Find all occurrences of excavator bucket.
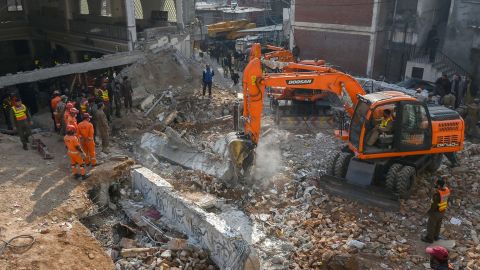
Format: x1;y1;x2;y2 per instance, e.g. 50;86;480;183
225;132;256;182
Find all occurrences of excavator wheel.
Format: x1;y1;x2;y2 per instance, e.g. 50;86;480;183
334;152;353;178
396;166;416;199
325;151;341;176
427;154;443;172
385;163;403;192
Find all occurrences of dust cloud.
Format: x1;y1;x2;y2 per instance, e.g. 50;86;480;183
252;130;284;182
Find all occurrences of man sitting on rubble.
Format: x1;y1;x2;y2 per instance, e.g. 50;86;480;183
367;109;395;147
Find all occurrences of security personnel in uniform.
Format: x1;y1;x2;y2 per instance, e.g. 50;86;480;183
10;98;32;150
64;125;89;180
422;176;451;243
78;113;96;167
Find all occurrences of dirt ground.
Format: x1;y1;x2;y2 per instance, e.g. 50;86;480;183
0;131;132;270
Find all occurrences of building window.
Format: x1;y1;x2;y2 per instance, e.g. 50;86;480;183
133;0;143;19
7;0;23;11
80;0;89;14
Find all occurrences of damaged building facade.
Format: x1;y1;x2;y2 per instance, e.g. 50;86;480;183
0;0;196;76
289;0;452;81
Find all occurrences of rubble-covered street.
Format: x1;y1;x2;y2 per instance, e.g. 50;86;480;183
2;1;480;269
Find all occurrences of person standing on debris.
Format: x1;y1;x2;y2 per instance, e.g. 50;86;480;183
231;70;240;86
426;246;454;270
1;91;14;130
415;88;428;103
202;64;215;97
292;45;300;62
50;90;62;132
55;95;67;134
223;57;230;78
95;78;111;122
94;102;110;153
64;125;89;180
435;74;451;97
112;80;122;117
466;98;480;142
451;74;462;108
78;113;96;167
422;176;450;243
121;76;134;114
10;98;32;150
441;92;456;109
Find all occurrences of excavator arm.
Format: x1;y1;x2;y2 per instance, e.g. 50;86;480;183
242;59;366;144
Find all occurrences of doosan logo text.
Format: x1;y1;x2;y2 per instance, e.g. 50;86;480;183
287;79;313;85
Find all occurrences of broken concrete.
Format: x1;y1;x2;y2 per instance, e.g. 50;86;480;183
139;129;232;181
131;167;260;270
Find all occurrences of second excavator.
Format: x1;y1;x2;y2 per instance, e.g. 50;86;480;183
228;56;464;201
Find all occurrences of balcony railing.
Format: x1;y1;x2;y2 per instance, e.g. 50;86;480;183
69;20;129;41
407;46;470;77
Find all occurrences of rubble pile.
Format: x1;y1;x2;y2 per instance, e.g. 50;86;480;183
82;182;218;270
120;49;201;96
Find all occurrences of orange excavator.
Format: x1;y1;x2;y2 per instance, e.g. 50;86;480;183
228;56;465;202
247;43;330;125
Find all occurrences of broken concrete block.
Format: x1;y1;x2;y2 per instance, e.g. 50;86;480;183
140;94;155;111
139;132;232;181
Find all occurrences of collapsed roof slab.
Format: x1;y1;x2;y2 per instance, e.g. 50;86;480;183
0;51;146;88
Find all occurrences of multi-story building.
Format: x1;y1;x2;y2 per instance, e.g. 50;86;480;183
0;0;195;76
289;0;450;81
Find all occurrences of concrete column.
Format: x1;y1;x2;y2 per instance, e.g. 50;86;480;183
176;0;184;29
366;1;381;77
69;50;78;63
64;0;73;31
289;0;295;50
28;39;36;58
124;0;137;51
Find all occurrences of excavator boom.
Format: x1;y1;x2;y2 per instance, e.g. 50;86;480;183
242;59;365;144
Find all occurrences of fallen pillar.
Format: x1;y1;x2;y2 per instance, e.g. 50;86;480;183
131;167;260;270
139;129;232;181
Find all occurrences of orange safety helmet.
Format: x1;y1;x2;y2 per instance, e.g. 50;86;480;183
66;125;77;132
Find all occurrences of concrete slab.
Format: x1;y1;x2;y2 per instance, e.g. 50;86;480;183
131;167;260;270
139;130;232;180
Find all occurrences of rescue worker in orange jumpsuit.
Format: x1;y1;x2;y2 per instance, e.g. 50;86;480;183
66;108;79;136
78;113;96;167
51;90;61;132
60;102;74;135
422;176;451;243
10;98;32;150
64;125;89;180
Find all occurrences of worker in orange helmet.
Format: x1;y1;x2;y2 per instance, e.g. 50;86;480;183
60;102;74;135
64;125;89;180
67;107;79;136
78;113;96;167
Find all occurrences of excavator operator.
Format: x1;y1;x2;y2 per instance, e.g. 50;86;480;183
367;109;395;147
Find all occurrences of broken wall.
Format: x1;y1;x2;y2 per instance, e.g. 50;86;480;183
131;167;259;270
